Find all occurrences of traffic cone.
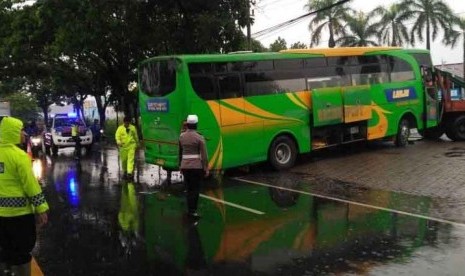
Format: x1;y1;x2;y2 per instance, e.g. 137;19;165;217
27;140;33;160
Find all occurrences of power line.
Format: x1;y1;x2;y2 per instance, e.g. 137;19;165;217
252;0;351;38
256;0;289;9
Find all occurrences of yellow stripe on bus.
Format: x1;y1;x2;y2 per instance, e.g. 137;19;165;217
32;257;44;276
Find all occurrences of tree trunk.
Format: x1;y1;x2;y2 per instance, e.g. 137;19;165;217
328;21;335;48
41;106;49;127
95;95;107;128
426;16;431;50
391;21;397;46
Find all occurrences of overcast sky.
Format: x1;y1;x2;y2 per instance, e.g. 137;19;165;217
251;0;465;65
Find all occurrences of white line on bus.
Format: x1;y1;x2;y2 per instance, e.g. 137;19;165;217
234;177;465;228
200;194;265;215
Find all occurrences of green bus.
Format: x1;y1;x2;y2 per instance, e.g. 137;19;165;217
138;47;438;171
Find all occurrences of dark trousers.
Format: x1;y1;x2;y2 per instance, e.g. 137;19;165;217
182;169;203;213
74;136;81;157
0;214;36;265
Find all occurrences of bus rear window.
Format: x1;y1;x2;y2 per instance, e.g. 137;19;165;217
140;60;176;97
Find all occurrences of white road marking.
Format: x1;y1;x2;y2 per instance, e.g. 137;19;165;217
234;177;465;228
200;194;265;215
139;191;158;194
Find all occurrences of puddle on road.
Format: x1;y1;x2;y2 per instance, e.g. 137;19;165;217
444;147;465;158
36;153;465;275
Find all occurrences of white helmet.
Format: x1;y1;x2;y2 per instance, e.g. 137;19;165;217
186;114;198;124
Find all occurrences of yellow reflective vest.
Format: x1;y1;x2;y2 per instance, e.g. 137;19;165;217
115;124;139;148
71;123;78;137
0;117;49;217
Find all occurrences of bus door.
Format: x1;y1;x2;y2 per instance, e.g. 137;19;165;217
421;66;439;128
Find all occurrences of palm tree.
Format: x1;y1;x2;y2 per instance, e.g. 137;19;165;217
306;0;352;48
403;0;458;50
443;17;465;79
335;12;379;47
371;3;411;46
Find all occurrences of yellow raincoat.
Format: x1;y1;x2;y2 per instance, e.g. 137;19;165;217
0;117;49;217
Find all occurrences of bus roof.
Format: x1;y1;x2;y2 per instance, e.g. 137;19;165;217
140;47;429;64
281;47;403;56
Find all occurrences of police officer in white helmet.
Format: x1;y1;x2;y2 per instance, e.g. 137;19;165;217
178;114;209;219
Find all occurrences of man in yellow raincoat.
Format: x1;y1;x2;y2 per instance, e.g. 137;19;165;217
115;117;139;180
0;116;49;276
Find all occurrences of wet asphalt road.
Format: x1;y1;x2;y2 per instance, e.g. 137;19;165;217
33;141;465;275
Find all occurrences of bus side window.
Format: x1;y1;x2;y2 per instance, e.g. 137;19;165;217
190;75;217;100
388;57;415;82
218;74;242;99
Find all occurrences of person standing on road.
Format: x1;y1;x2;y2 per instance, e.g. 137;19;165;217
90;119;101;143
179;115;209;218
71;119;81;159
115;117;139;180
0;116;49;276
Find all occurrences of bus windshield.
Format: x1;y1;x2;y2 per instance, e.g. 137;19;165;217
139;59;177;97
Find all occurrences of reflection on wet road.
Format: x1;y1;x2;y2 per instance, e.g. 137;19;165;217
35;148;465;275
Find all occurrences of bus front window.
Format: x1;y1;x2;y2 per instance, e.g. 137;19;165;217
140;60;177;97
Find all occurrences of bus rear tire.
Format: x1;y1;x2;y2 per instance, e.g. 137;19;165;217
268;136;297;170
395;118;410;147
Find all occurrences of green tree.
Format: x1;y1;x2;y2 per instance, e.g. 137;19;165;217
0;2;67;121
443;17;465;79
336;12;379;47
1;0;252;127
3;91;40;122
371;3;411;46
269;37;287;52
403;0;458;50
239;37;268;52
305;0;352;48
290;42;308;49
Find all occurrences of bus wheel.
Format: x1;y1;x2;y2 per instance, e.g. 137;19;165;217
395;118;410;147
268;136;297;170
448;115;465;141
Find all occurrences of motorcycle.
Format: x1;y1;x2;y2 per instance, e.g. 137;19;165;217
29;135;42;158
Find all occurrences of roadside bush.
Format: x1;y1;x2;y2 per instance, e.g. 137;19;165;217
103;119;118;144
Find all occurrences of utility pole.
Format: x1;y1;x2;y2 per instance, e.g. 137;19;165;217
246;1;255;50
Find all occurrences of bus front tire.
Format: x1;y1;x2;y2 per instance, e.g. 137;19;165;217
268;136;297;170
395;118;410;147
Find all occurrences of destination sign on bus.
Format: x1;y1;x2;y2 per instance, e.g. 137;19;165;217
146;99;169;112
385;88;417;102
